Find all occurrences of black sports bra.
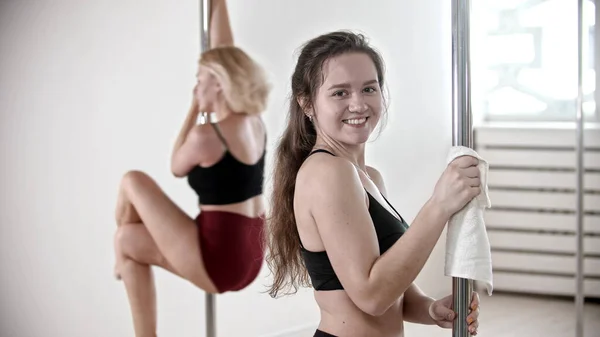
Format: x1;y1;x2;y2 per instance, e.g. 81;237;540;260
186;123;266;206
299;149;409;291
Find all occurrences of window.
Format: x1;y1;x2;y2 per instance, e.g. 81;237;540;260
471;0;598;122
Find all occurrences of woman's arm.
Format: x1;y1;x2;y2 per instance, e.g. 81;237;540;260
402;283;436;324
366;166;437;324
304;158;449;317
209;0;234;48
171;95;201;177
306;155;478;317
170;0;233;177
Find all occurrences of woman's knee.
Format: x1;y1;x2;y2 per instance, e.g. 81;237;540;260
120;170;153;192
115;224;164;265
114;225;134;259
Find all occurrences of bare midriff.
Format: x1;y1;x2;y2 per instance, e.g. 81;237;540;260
199;194;265;219
315;290;405;337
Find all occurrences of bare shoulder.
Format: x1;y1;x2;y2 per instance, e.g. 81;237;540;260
366;165;387;196
366;166;384;184
214;115;265;145
297;152;362;196
187;124;218;144
187;124;225;164
247;115;267;145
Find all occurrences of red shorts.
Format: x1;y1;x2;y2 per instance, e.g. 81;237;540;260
195;210;265;293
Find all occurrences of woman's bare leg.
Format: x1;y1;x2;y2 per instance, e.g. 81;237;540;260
113;170;218;336
115;223;182;337
210;0;234;48
116;184;141;226
119;251;157;337
114;170;217;290
114;183;142;279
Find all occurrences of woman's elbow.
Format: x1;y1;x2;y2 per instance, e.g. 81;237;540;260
171;170;185;178
170;153;191;178
170;162;187;178
355;299;389;317
352;289;394;317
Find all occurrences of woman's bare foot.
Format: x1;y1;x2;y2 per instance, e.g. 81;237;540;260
114;229;124;280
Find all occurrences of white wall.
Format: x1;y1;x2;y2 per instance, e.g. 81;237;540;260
0;1;453;336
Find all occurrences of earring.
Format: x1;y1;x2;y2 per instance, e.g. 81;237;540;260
307;114;313;122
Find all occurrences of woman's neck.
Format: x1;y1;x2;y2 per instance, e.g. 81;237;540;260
313;141;367;171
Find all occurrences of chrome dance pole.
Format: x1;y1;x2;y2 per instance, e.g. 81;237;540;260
575;0;585;336
205;291;216;337
451;0;473;336
596;0;600;122
200;0;211;52
199;1;216;336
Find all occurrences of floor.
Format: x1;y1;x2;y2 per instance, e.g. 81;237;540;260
289;293;600;337
404;292;600;337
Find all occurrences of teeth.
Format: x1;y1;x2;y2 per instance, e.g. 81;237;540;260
344;117;367;125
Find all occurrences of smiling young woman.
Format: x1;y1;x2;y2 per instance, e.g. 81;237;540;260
265;31;481;337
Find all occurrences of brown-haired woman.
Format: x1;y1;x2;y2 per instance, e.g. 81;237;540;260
112;0;270;335
266;31;480;337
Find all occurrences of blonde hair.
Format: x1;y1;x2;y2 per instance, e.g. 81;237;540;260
199;46;270;115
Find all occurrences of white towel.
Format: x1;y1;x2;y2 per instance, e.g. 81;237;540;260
444;146;494;295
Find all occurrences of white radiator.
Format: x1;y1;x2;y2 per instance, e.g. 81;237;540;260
474;123;600;298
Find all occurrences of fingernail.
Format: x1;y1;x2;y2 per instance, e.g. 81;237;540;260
467;317;473;324
448;313;454;320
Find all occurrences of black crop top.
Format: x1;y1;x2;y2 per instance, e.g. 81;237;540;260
186;123;266;205
299;149;409;291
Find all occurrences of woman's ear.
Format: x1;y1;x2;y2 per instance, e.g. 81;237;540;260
296;95;312;114
205;69;222;93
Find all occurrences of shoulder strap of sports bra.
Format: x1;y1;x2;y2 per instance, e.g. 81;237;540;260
211;123;229;149
308;149;335;157
211;118;269;154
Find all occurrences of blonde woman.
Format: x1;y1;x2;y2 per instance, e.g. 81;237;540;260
113;0;270;335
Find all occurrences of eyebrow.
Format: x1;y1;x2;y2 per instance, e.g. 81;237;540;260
327;79;379;90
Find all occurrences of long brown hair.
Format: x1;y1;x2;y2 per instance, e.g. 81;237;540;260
266;31;387;298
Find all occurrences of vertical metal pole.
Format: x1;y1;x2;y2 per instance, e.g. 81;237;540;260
200;0;211;52
596;0;600;121
199;1;215;337
451;0;473;336
205;292;216;337
575;0;585;336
